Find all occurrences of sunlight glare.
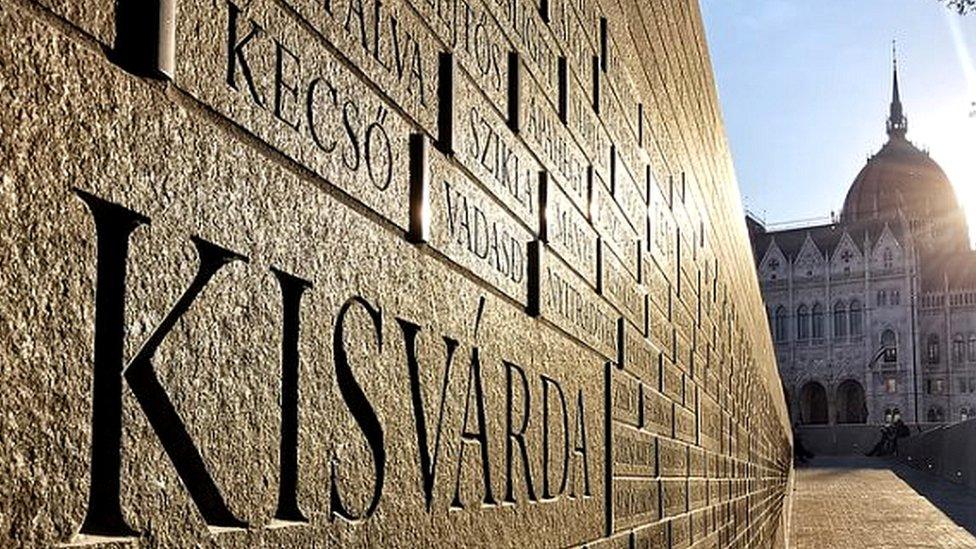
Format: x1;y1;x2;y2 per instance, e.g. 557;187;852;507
934;12;976;246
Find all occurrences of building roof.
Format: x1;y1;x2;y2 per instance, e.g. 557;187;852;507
840;136;959;226
749;56;973;283
749;218;905;262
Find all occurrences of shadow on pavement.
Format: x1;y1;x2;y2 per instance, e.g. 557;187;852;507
887;459;976;537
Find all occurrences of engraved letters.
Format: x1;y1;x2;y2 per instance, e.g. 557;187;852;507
74;190;248;536
443;179;525;285
73;192;595;537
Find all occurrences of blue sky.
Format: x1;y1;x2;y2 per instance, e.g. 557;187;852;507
701;0;976;235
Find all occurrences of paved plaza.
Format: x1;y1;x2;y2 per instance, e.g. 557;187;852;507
792;456;976;548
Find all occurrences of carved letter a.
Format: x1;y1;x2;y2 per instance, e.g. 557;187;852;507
74;189;248;537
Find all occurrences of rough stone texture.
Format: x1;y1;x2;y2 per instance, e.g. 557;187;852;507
454;70;540;228
175;0;414;230
426;146;534;304
0;0;791;546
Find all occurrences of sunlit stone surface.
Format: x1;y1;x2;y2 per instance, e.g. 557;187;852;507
0;0;791;545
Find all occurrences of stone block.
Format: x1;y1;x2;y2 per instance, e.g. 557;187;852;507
658;437;689;478
406;0;511;114
425;147;533;303
542;174;599;287
566;73;611;182
621;319;658;388
612;424;655;478
612;478;659;531
281;0;441;133
533;248;617;359
591;173;639;278
520;66;589;215
632;520;668;548
642;387;673;437
599;242;645;332
455;69;540;227
174;0;412;230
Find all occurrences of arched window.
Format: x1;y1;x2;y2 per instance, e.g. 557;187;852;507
968;334;976;362
796;304;809;340
774;306;788;342
836;380;867;423
833;301;847;338
928;334;940;364
800;382;829;424
849;300;863;336
876;290;886;306
881;329;897;363
954;334;965;363
811;303;824;339
883;247;893;270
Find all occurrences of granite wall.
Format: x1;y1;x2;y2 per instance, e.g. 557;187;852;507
0;0;792;545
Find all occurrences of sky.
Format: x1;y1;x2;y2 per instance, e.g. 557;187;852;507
700;0;976;238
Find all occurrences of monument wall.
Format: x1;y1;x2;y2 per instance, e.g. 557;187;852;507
0;0;792;546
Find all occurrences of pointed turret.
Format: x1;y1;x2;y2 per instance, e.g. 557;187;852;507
887;42;908;139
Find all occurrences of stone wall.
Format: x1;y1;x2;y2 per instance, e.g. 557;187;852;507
795;425;878;456
0;0;792;546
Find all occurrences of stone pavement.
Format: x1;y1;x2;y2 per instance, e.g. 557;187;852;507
791;456;976;548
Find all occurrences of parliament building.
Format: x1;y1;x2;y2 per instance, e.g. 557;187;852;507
748;62;976;426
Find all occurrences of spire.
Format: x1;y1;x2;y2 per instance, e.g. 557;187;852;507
887;40;908;139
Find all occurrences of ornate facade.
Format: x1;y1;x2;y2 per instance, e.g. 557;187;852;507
749;61;976;425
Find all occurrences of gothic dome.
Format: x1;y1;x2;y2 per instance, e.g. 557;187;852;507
840;60;962;225
840;135;959;223
839;60;969;253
